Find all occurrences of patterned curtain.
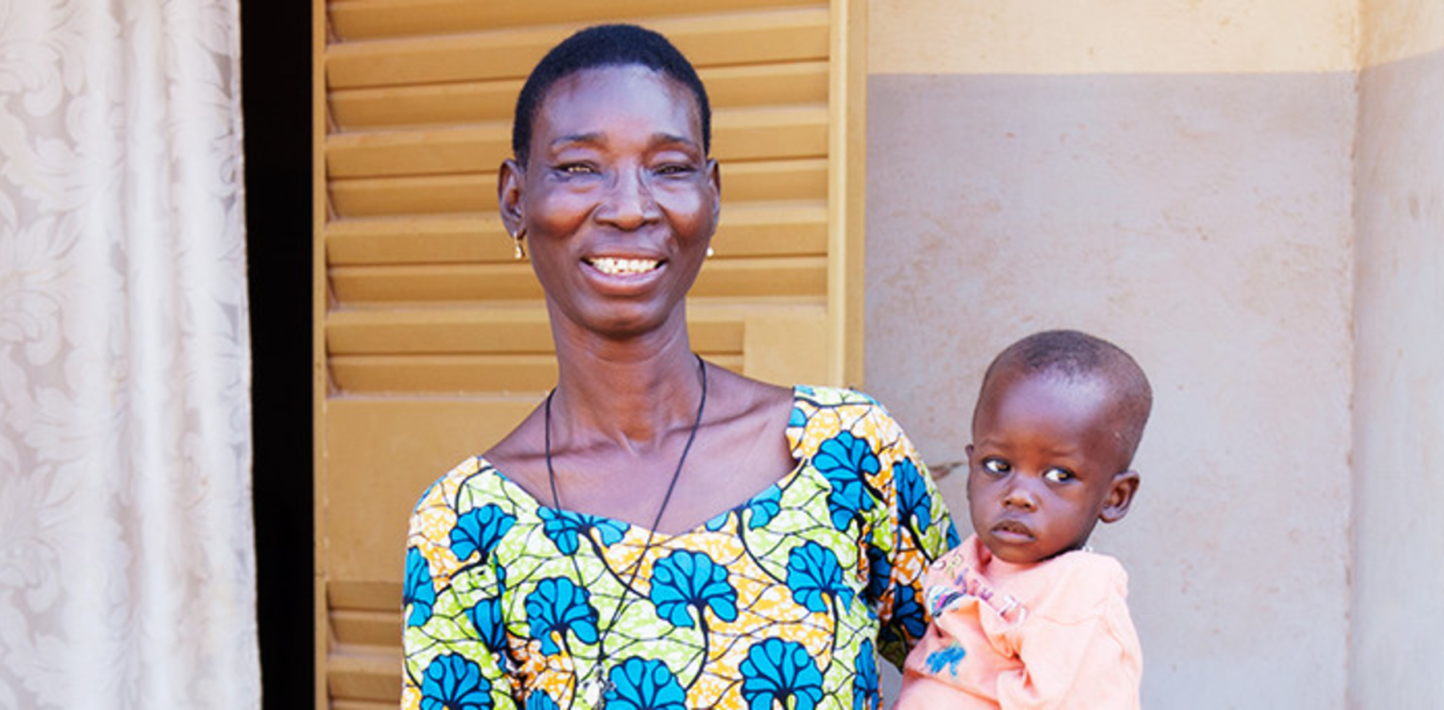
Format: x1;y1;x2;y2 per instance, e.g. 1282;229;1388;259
0;1;258;707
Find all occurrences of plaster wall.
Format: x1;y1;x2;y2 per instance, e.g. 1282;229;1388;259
1351;2;1444;705
1360;0;1444;64
864;2;1358;707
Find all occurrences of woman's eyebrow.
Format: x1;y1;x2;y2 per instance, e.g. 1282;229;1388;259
550;132;604;149
549;132;699;150
651;132;698;147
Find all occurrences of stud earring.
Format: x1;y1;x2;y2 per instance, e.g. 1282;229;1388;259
512;227;527;260
705;246;715;258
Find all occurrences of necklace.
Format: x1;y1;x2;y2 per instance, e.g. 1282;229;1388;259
543;353;708;707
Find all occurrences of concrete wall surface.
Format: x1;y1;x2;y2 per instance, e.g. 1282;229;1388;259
1351;1;1444;706
863;1;1373;707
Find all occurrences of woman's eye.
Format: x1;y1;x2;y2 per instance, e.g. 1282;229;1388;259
654;163;694;176
1044;467;1075;483
982;458;1010;475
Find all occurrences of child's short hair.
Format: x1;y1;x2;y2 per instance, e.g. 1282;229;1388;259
979;329;1153;463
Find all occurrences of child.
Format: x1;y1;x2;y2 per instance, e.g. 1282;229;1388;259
895;330;1151;709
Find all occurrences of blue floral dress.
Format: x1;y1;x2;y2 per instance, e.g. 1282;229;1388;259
403;386;958;710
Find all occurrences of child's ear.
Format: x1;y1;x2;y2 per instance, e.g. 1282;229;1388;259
1099;470;1140;524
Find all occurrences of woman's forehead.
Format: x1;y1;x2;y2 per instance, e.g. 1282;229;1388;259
532;65;703;146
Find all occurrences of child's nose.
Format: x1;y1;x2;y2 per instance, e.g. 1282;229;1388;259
1002;483;1038;510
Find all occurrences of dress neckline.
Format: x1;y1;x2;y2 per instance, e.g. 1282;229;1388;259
476;385;815;539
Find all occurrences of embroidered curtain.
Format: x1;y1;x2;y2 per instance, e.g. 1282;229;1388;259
0;1;259;707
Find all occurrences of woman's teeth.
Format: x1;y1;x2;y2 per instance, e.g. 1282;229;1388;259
590;257;659;276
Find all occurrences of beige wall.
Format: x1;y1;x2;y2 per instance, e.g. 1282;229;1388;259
869;0;1356;74
1352;1;1444;707
861;1;1439;707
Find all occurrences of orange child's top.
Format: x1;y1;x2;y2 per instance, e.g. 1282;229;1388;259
894;534;1142;710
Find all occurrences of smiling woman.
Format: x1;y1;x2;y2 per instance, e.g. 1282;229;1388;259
499;62;719;343
400;25;958;710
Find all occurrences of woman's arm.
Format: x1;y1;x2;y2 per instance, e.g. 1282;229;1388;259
402;461;519;710
862;403;960;668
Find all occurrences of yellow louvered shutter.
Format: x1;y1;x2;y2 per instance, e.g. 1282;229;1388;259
312;1;866;706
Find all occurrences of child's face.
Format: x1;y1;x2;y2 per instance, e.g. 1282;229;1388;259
967;369;1139;564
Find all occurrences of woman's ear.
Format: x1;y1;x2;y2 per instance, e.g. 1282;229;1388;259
498;158;525;235
707;158;721;222
1099;469;1140;524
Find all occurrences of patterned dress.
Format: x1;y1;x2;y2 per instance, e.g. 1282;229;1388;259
402;386;958;710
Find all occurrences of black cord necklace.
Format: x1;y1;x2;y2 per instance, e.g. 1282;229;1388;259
543;353;708;707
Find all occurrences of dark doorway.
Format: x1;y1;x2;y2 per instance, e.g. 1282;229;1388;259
241;2;314;707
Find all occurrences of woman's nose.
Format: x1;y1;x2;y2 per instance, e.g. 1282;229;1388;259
597;167;660;229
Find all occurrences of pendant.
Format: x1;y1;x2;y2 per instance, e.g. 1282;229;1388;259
580;675;611;707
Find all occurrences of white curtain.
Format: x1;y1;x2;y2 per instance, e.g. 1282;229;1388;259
0;0;259;707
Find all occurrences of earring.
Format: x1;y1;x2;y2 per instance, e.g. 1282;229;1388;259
512;227;527;260
705;246;715;258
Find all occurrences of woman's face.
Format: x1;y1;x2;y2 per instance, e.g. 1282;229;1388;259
501;65;719;341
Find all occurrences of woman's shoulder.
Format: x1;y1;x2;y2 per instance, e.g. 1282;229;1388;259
410;455;510;515
791;384;887;408
787;385;908;446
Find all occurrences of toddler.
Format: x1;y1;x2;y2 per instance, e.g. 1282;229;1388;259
896;330;1151;709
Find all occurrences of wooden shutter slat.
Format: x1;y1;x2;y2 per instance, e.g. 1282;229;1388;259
326;8;830;89
330;174;492;216
333;700;398;710
703;60;830;109
331;78;523;129
330;262;543;302
330;608;401;646
326;124;504;179
327;647;400;701
328;0;817;40
326;214;504;265
712;105;828;161
328;581;402;611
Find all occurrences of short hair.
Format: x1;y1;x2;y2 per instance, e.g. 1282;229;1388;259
511;24;712;166
979;329;1154;462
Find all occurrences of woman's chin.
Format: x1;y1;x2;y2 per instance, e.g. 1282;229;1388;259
560;303;686;343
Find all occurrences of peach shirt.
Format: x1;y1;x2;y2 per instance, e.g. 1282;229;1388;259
894;534;1141;709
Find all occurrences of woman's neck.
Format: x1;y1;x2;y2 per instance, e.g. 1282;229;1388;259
549;328;705;450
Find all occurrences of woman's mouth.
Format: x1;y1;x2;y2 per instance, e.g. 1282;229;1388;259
587;257;661;276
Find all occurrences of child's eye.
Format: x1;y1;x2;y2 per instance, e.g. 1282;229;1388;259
1043;467;1075;483
982;458;1010;475
557;163;597;175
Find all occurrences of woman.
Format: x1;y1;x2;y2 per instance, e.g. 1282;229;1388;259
402;24;956;710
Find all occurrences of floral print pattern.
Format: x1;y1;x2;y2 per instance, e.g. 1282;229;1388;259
403;386;956;709
604;658;687;710
741;638;825;710
422;654;492;710
649;550;738;627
